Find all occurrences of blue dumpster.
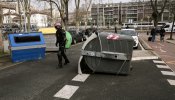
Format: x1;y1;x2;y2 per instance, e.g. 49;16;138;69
8;32;46;62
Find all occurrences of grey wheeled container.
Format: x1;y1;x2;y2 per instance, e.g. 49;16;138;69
78;32;134;75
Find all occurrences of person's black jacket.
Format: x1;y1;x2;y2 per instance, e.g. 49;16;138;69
151;28;156;36
160;28;165;36
55;28;66;47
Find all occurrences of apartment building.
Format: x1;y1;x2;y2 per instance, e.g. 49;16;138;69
91;1;174;26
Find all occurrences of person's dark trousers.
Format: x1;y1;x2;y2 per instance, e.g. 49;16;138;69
57;45;69;68
152;35;155;42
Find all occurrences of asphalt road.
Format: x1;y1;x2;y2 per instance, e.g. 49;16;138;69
0;43;175;100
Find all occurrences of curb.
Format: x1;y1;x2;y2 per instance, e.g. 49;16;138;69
166;40;175;45
139;36;160;59
139;37;152;50
0;54;10;58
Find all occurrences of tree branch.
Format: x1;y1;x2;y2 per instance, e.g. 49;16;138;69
160;0;168;14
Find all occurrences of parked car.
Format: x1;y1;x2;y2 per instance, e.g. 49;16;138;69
85;28;96;37
119;29;139;49
68;30;84;44
79;29;88;41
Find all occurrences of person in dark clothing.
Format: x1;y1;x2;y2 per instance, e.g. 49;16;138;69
55;22;69;68
151;27;156;42
115;26;117;33
160;28;165;42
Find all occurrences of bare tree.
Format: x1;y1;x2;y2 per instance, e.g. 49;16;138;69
0;5;3;52
63;0;69;22
20;0;31;32
55;0;70;30
84;0;92;29
39;0;69;29
150;0;168;27
17;0;22;32
168;0;175;40
75;0;80;33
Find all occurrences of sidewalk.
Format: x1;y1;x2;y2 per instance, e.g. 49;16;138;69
139;33;175;71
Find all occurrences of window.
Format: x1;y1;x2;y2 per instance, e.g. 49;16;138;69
164;25;170;28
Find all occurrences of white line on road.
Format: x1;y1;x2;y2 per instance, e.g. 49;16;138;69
0;62;23;71
72;74;90;82
167;79;175;86
156;65;171;69
161;71;175;76
54;85;79;99
153;60;165;64
158;43;165;46
160;48;167;53
132;56;159;61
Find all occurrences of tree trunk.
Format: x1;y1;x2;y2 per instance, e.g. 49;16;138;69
76;10;79;33
0;6;3;53
154;17;158;27
17;0;22;32
170;16;175;40
85;12;88;29
27;14;30;32
75;0;80;33
65;2;68;30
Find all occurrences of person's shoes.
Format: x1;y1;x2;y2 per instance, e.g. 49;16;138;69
56;64;63;69
64;60;70;65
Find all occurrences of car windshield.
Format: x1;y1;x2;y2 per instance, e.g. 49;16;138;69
119;30;137;36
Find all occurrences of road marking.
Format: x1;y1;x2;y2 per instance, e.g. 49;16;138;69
132;56;159;61
158;43;164;46
54;85;79;99
156;65;171;69
160;48;167;53
153;60;165;64
167;79;175;86
139;42;144;50
161;71;175;76
0;62;23;71
72;74;90;82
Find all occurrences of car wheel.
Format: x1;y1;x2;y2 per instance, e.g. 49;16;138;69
134;46;138;49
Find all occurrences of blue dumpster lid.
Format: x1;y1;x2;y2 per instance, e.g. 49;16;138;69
8;32;45;47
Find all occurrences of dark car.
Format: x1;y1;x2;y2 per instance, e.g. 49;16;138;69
79;29;87;41
68;30;84;44
85;28;95;37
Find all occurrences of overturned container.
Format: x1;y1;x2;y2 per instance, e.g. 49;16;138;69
78;32;134;75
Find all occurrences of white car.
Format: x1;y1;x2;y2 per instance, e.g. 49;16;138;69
119;29;139;49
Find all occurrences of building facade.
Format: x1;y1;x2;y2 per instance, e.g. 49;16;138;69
91;1;174;26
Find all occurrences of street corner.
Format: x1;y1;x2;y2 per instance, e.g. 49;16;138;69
139;36;153;50
166;39;175;45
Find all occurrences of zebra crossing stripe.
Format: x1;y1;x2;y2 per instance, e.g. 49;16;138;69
161;71;175;76
156;65;171;69
132;56;158;61
54;85;79;99
153;60;165;64
167;79;175;86
72;74;90;82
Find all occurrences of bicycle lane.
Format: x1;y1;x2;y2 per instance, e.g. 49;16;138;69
140;33;175;71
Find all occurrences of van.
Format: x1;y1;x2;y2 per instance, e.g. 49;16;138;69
163;22;175;32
